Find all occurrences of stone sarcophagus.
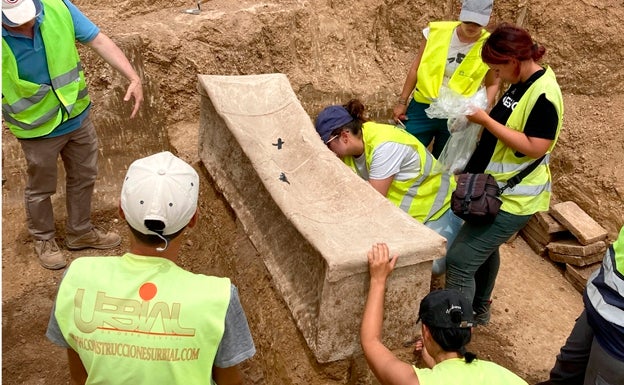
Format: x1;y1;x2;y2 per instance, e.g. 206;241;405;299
197;73;445;362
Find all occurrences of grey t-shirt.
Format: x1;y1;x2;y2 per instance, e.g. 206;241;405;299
46;284;255;368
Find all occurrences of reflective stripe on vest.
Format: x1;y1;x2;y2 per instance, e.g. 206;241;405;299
54;254;231;384
343;122;454;222
1;0;90;138
413;21;490;104
485;66;563;215
586;226;624;327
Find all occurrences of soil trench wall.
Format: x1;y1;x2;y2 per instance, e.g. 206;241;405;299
1;35;168;212
71;0;623;234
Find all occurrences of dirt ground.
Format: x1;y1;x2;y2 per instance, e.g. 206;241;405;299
3;0;624;384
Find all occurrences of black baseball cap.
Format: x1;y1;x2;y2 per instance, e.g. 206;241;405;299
418;289;475;328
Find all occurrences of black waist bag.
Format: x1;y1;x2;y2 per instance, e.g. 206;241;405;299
451;173;502;224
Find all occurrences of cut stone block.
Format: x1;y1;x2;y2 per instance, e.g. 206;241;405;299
547;239;607;257
524;218;553;245
550;201;608;245
533;211;567;234
565;263;601;294
197;73;445;363
505;231;519;244
520;228;547;257
549;250;604;267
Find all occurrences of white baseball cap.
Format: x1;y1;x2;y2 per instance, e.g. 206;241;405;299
459;0;493;27
121;151;199;236
2;0;42;27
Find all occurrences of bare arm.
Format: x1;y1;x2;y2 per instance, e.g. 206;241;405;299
85;32;143;118
213;365;244;385
361;243;420;385
67;349;88;385
483;69;500;109
467;109;553;158
393;44;426;121
369;176;394;197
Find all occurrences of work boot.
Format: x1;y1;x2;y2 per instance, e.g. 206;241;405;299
474;300;493;326
34;239;67;270
65;227;121;250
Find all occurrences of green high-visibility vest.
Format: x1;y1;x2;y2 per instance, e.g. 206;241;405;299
485;66;563;215
413;21;490;104
54;254;231;384
343;122;454;222
2;0;90;139
414;357;528;385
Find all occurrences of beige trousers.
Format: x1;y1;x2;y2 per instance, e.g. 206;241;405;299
18;114;98;240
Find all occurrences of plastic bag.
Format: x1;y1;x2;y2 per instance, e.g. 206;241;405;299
425;86;488;174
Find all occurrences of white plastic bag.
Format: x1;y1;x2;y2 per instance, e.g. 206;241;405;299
425;86;488;174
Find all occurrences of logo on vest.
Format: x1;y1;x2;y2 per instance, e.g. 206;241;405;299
73;282;196;336
502;95;518;110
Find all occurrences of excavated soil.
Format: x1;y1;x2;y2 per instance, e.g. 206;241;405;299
3;0;624;384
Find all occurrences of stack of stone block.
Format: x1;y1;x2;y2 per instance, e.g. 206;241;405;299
520;201;608;293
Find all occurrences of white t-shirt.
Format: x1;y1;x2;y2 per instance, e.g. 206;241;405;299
354;142;421;181
423;26;476;86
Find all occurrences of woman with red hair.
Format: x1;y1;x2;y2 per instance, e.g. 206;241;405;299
445;24;564;324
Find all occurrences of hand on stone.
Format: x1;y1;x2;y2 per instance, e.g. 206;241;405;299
367;243;398;283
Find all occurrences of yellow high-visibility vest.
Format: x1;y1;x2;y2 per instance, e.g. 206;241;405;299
343;122;454;222
55;254;231;384
2;0;90;138
486;66;563;215
413;21;490;104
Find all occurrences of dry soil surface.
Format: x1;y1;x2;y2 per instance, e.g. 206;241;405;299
3;0;624;384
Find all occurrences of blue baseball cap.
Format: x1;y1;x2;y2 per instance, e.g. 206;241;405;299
315;105;354;143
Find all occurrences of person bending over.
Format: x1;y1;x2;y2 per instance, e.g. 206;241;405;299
315;101;463;276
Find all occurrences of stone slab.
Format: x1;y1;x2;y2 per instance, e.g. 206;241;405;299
520;228;548;257
533;211;567;234
547;238;607;257
550;201;608;245
565;263;601;294
196;73;445;363
525;218;573;245
524;218;553;245
549;250;604;267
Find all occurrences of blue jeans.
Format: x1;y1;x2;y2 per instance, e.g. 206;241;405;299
444;210;531;314
403;100;449;158
425;209;464;275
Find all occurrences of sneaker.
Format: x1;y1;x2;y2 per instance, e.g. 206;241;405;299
34;239;67;270
65;227;121;250
474;300;492;326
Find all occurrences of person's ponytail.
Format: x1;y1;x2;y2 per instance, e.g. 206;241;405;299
464;351;477;363
342;99;367;136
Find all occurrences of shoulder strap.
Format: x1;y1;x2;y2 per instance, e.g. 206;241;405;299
498;155;546;194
